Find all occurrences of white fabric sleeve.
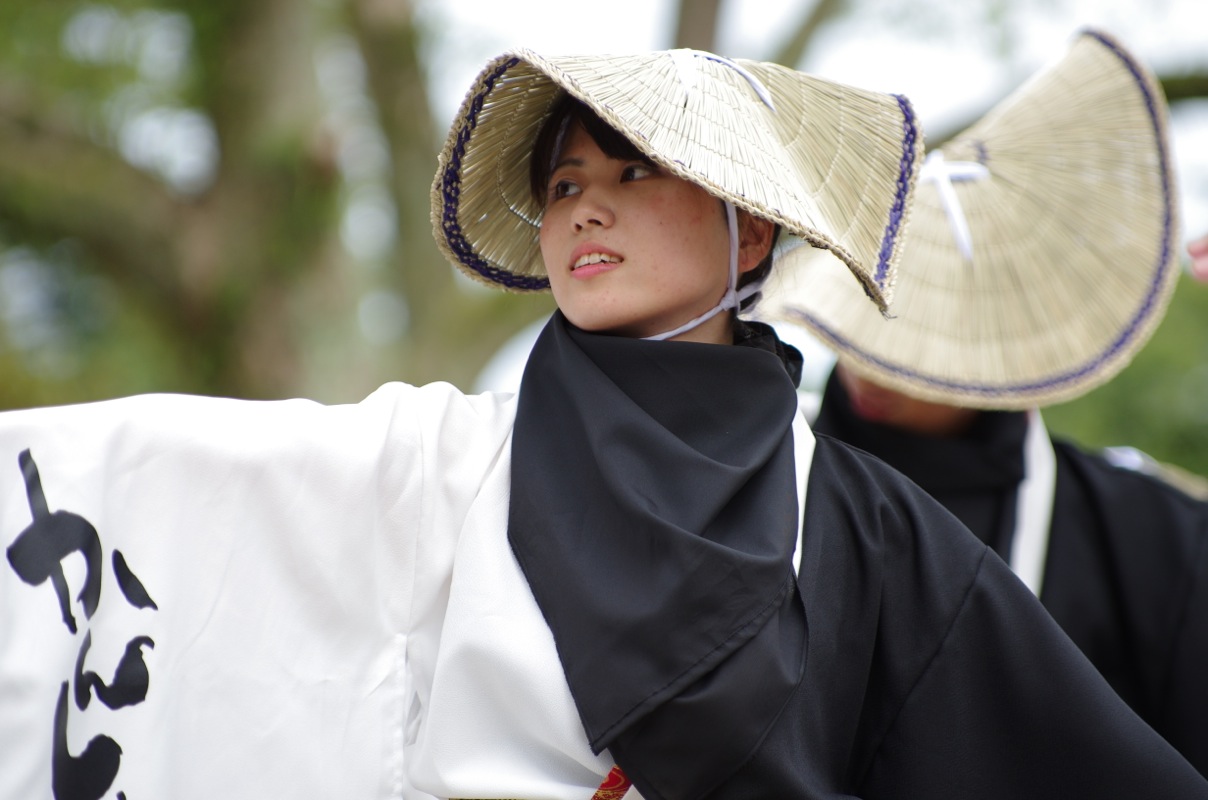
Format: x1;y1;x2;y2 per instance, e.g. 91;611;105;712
0;382;514;800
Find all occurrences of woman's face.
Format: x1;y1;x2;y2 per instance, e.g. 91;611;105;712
836;363;980;437
539;122;767;344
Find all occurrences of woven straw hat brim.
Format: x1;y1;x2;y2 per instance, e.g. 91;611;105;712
430;48;923;312
765;29;1179;409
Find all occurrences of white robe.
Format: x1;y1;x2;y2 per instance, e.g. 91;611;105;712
0;383;812;800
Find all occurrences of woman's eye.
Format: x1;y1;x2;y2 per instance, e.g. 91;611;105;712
549;179;580;200
621;163;655;182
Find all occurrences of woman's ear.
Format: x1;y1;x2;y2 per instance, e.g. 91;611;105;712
737;213;776;274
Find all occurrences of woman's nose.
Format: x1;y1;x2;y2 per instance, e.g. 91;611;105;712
571;189;615;231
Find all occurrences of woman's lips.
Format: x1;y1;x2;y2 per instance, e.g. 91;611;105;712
569;245;623;279
571;260;621;279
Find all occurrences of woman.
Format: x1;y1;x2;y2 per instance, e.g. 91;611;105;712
1;48;1205;800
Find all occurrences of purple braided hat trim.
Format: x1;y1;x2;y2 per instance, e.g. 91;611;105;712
875;95;920;292
439;57;551;291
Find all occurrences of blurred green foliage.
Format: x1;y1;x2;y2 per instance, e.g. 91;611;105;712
1045;271;1208;478
0;0;555;405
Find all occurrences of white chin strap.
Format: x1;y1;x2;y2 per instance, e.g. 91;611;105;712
643;201;764;341
642;52;774;342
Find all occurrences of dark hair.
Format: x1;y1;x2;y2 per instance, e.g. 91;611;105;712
529;93;653;206
529;91;779;310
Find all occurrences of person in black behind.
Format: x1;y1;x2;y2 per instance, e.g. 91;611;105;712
768;28;1208;778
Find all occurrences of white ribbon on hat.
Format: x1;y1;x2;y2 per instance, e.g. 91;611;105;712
920;151;990;263
668;50;776;111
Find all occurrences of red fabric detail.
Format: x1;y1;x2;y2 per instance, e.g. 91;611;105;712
590;765;632;800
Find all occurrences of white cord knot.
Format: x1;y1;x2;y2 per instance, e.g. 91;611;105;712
921;151;990;262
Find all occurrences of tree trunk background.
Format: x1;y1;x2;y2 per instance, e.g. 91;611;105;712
0;0;1205;428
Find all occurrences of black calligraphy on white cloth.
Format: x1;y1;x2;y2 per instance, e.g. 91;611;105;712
6;450;102;634
6;449;157;800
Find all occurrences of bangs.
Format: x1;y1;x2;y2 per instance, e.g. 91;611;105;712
529;93;651;204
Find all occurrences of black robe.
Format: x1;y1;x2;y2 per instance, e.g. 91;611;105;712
708;433;1208;797
512;319;1207;798
814;369;1208;779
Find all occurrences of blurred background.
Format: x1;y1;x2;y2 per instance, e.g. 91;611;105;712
1;0;1207;471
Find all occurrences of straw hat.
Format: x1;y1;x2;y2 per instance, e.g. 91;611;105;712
765;28;1180;409
430;48;923;312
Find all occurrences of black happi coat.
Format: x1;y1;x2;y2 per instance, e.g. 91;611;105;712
720;434;1205;798
511;318;1208;799
815;368;1208;779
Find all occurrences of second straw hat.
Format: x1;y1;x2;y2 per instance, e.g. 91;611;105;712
766;28;1179;408
431;48;923;312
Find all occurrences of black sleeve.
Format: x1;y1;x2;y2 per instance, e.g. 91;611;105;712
1045;442;1208;775
1159;526;1208;775
712;436;1208;799
862;549;1208;798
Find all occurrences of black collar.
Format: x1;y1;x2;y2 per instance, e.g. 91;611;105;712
508;312;805;799
814;370;1027;492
